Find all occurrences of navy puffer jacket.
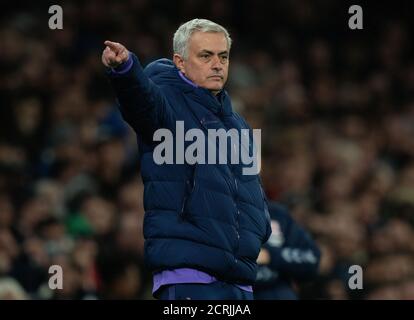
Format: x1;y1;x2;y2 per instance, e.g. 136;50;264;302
108;53;271;285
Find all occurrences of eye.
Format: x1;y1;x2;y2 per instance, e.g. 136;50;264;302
220;56;228;63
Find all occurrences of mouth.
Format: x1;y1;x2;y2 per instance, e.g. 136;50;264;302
208;75;223;80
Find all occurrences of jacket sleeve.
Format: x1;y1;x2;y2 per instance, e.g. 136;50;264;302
107;53;175;141
263;211;321;281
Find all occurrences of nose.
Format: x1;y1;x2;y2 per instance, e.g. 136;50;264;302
211;55;223;72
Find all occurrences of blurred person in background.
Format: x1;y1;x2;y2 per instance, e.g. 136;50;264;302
96;246;150;299
254;202;320;299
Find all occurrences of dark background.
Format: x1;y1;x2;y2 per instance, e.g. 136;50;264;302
0;0;414;299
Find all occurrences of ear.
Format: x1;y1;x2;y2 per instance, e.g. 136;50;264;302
173;54;185;73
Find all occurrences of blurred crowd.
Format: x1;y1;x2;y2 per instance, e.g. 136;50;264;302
1;0;414;299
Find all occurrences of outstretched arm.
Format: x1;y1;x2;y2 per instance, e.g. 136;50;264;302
102;41;174;141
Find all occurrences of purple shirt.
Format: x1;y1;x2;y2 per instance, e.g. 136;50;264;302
153;268;253;295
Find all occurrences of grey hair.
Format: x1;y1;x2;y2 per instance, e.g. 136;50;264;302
173;19;232;59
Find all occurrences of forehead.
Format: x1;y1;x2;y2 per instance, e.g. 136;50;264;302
188;31;228;52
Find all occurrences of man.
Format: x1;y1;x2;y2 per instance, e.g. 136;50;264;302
254;202;321;299
102;18;271;300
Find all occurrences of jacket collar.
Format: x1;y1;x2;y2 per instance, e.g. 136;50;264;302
176;70;232;117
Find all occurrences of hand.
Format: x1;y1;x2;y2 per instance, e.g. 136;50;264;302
257;248;271;265
102;40;130;68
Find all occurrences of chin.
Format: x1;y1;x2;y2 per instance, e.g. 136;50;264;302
206;83;223;91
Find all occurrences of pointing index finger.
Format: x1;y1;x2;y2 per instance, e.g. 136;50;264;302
104;41;121;53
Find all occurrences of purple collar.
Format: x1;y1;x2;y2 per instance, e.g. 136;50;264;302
178;71;198;88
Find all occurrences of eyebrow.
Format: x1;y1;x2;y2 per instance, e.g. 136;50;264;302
199;50;229;55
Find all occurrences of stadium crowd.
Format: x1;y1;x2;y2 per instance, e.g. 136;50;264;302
0;0;414;299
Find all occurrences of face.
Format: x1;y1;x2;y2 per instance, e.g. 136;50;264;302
174;31;229;95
